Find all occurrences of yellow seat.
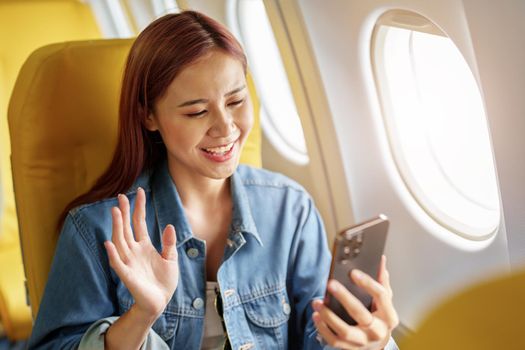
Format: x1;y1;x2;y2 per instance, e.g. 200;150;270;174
8;38;262;320
401;269;525;350
0;0;100;340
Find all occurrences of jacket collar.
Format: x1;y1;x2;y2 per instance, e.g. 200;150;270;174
230;168;262;246
150;161;262;248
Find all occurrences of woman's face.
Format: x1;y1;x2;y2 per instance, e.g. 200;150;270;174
146;49;253;181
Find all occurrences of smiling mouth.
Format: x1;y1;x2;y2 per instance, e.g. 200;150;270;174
201;140;236;155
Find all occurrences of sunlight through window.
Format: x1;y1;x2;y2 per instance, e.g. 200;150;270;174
373;11;500;240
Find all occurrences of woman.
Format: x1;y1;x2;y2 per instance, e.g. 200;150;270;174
28;11;398;350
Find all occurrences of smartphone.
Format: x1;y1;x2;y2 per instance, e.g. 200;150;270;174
325;214;389;325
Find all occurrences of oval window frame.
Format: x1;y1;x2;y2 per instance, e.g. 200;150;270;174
371;10;501;241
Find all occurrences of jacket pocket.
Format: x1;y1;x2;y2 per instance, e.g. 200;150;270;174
242;287;291;349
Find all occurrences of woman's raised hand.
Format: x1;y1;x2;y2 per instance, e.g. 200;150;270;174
104;187;179;319
312;256;399;350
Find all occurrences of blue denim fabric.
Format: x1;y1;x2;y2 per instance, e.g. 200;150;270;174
28;161;398;349
28;161;331;349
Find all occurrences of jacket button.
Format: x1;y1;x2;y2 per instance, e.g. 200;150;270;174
186;248;199;258
283;302;291;315
192;297;204;310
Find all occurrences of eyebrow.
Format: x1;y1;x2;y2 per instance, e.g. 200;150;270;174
177;85;246;108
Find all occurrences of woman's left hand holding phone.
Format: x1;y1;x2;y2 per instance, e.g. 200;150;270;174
103;187;180;349
312;256;399;350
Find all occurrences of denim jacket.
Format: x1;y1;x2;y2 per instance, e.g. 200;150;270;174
29;161;397;350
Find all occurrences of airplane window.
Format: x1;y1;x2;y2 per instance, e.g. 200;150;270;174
228;0;309;165
125;0;180;32
372;11;500;240
90;0;180;36
89;0;134;37
151;0;180;16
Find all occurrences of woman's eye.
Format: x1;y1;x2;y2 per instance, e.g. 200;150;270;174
185;110;207;117
228;99;244;107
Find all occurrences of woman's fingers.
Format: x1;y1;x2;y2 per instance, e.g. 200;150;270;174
351;269;399;329
161;224;178;261
316;261;398;348
132;187;150;242
313;312;359;350
111;206;131;259
104;240;127;277
326;279;371;326
312;300;367;346
117;194;135;246
377;255;393;298
360;315;389;342
324;279;390;342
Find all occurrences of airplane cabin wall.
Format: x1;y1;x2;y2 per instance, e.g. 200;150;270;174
296;0;516;329
461;0;525;268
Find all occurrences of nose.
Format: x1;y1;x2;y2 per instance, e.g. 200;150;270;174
208;107;235;138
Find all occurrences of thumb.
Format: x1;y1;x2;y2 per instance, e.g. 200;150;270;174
161;224;178;261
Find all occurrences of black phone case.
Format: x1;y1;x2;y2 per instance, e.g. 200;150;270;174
325;215;389;325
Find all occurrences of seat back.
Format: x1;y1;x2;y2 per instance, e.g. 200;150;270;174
401;269;525;350
0;0;101;246
8;39;262;318
0;0;100;339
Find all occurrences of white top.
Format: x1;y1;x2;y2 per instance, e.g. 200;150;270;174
201;281;226;350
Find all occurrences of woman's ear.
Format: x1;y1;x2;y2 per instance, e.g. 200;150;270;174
144;113;159;131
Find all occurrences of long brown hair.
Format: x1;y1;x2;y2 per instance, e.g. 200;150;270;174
59;11;247;227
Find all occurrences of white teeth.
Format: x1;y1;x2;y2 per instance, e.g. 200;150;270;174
204;141;235;154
